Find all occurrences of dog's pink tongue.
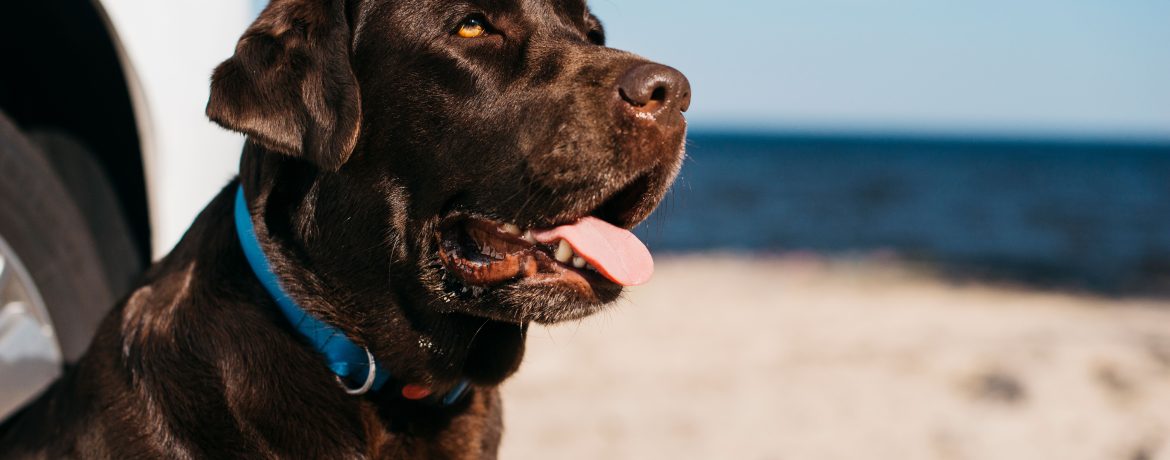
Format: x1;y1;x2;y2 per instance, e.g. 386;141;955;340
531;217;653;286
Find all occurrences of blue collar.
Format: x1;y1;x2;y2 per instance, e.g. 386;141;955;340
233;185;468;404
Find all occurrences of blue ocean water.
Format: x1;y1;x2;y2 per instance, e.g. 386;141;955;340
633;132;1170;291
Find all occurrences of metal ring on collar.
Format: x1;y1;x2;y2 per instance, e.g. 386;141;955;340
336;348;377;395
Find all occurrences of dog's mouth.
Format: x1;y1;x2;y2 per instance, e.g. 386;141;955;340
437;214;651;290
436;176;660;296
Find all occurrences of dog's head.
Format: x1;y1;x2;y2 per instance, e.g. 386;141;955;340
207;0;688;386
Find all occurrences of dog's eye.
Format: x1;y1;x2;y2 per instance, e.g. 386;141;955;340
456;17;488;38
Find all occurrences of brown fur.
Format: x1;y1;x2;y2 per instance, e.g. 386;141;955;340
0;0;689;457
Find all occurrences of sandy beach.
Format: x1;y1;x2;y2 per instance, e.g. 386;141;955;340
499;255;1170;459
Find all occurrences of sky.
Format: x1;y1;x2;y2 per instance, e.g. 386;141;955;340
588;0;1170;141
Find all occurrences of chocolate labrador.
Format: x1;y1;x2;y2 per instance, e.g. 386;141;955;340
0;0;688;457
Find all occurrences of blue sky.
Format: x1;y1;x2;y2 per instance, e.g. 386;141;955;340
589;0;1170;140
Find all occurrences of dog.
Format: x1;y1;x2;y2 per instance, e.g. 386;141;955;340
0;0;688;457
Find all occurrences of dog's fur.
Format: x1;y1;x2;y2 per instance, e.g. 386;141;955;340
0;0;687;457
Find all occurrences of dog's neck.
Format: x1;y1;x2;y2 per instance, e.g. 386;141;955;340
237;143;529;389
234;184;472;404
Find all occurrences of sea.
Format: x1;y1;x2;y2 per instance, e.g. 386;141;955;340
632;131;1170;293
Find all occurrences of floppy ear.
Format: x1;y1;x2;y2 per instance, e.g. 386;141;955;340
207;0;359;172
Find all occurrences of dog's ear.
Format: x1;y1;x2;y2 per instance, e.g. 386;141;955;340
207;0;359;172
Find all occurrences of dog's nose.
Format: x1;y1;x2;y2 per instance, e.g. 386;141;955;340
616;63;691;115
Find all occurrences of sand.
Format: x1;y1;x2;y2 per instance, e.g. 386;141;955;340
499;254;1170;460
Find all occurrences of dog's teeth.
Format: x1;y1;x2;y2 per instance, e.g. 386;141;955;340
555;240;573;263
572;256;586;268
500;223;522;235
521;230;537;244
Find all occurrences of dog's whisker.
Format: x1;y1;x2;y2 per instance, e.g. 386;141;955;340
466;318;492;350
568;318;586;343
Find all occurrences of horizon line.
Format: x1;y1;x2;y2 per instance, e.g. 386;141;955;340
686;124;1170;147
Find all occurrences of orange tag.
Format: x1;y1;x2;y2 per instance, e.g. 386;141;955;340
401;384;433;400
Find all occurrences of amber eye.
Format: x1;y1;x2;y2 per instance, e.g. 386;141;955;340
456;17;488;38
